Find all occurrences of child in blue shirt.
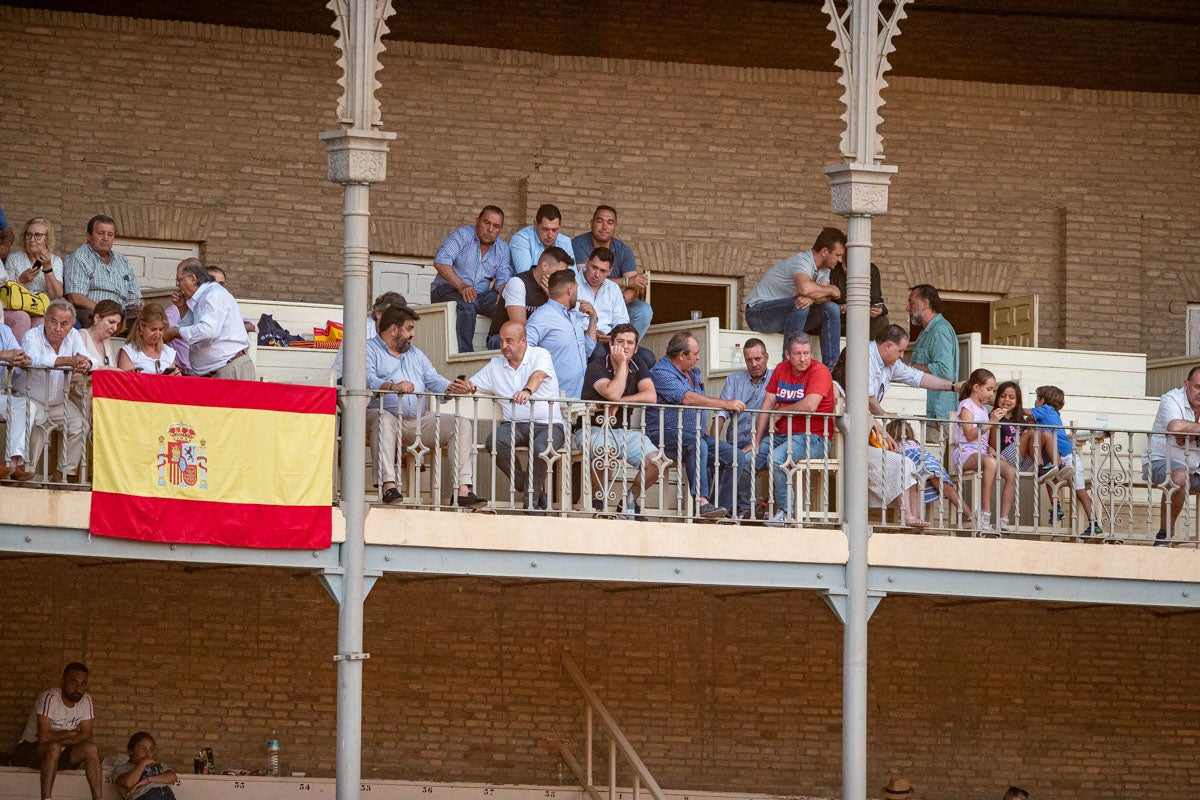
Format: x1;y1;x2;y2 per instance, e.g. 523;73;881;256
1031;385;1100;535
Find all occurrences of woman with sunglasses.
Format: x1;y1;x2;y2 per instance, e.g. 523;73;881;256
3;217;64;340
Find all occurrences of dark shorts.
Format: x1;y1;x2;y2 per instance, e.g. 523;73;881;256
13;739;74;771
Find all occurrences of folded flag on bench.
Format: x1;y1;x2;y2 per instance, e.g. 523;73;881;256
90;371;336;549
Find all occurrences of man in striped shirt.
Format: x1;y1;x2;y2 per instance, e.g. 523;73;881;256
13;662;102;800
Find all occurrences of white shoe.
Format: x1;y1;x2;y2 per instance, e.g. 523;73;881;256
765;510;789;527
976;511;993;532
997;517;1014;533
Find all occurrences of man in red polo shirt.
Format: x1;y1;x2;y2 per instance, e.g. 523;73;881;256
750;333;836;524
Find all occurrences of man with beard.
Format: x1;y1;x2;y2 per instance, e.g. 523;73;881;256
13;662;102;800
367;304;486;509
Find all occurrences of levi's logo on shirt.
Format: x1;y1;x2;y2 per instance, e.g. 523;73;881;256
776;385;806;402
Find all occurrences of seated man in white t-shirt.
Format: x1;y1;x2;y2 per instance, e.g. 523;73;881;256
447;320;563;510
12;662;102;800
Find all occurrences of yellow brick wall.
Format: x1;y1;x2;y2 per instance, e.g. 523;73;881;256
0;558;1197;798
0;7;1197;357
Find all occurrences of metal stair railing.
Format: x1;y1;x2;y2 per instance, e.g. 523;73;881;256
557;652;668;800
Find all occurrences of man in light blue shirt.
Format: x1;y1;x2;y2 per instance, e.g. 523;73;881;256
570;205;652;338
745;227;845;368
572;247;629;338
714;338;772;515
906;283;960;421
366;304;486;509
526;269;597;398
509;203;574;275
429;206;512;353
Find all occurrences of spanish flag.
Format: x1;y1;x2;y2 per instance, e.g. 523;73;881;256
90;371;336;549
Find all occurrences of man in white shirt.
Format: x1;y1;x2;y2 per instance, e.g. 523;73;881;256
573;247;630;341
13;662;101;800
1143;365;1200;545
867;324;961;419
16;299;91;482
163;259;254;380
448;321;563;509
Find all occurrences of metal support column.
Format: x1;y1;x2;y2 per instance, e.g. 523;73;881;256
822;2;910;799
321;2;398;799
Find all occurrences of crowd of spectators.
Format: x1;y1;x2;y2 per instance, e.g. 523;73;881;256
0;206;256;482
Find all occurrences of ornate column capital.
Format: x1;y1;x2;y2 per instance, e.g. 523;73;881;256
823;162;897;216
319;128;397;185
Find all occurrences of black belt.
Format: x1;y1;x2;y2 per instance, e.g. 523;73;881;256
200;349;249;378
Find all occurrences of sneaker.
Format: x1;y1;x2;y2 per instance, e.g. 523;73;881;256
381;486;403;505
697;502;727;520
1154;528;1170;547
1037;464;1063;484
976;511;993;532
1084;521;1103;536
453;491;488;510
997;517;1015;533
765;510;789;528
1051;502;1065;522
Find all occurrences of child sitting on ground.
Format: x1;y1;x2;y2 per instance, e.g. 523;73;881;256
886;418;970;523
1030;385;1102;536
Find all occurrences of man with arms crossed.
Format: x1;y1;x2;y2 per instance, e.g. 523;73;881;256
13;662;102;800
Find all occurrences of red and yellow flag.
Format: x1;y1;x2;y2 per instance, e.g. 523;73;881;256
90;371;336;549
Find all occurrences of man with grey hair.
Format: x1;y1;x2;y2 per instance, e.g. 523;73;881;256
16;299;91;482
163;259;254;380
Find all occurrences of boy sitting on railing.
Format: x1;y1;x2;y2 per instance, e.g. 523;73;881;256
1031;385;1102;536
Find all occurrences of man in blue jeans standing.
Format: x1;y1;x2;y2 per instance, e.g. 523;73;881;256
744;227;845;368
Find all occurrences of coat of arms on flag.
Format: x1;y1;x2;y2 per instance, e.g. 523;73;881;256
158;422;207;489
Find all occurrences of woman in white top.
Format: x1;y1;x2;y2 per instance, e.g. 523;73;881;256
118;303;179;375
71;299;125;420
80;299;123;370
3;217;65;340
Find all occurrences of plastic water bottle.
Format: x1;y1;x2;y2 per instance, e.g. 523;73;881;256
732;343;744;368
267;739;281;776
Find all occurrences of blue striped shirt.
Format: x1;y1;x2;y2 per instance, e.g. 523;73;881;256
526;299;595;398
431;225;512;294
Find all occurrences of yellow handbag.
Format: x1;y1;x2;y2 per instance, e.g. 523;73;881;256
0;280;51;316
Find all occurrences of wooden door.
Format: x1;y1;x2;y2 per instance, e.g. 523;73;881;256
990;294;1038;347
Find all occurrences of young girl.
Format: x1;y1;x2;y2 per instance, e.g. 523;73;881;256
991;380;1038;471
953;368;1016;533
113;731;177;800
886;419;969;523
117;303;179;374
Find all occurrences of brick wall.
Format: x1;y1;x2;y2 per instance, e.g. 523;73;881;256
0;7;1197;357
1;558;1197;798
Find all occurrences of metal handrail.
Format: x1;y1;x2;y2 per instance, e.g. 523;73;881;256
558;652;668;800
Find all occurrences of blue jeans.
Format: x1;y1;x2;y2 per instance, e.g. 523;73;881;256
760;433;828;516
430;283;499;353
627;299;653;340
745;298;841;368
660;432;751;514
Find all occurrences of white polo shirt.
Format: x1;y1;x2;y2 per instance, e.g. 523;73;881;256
470;345;563;425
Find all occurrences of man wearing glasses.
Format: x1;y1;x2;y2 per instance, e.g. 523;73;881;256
163;259;254;380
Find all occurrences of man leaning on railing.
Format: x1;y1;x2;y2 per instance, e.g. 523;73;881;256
446;320;563;511
365;304;486;510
